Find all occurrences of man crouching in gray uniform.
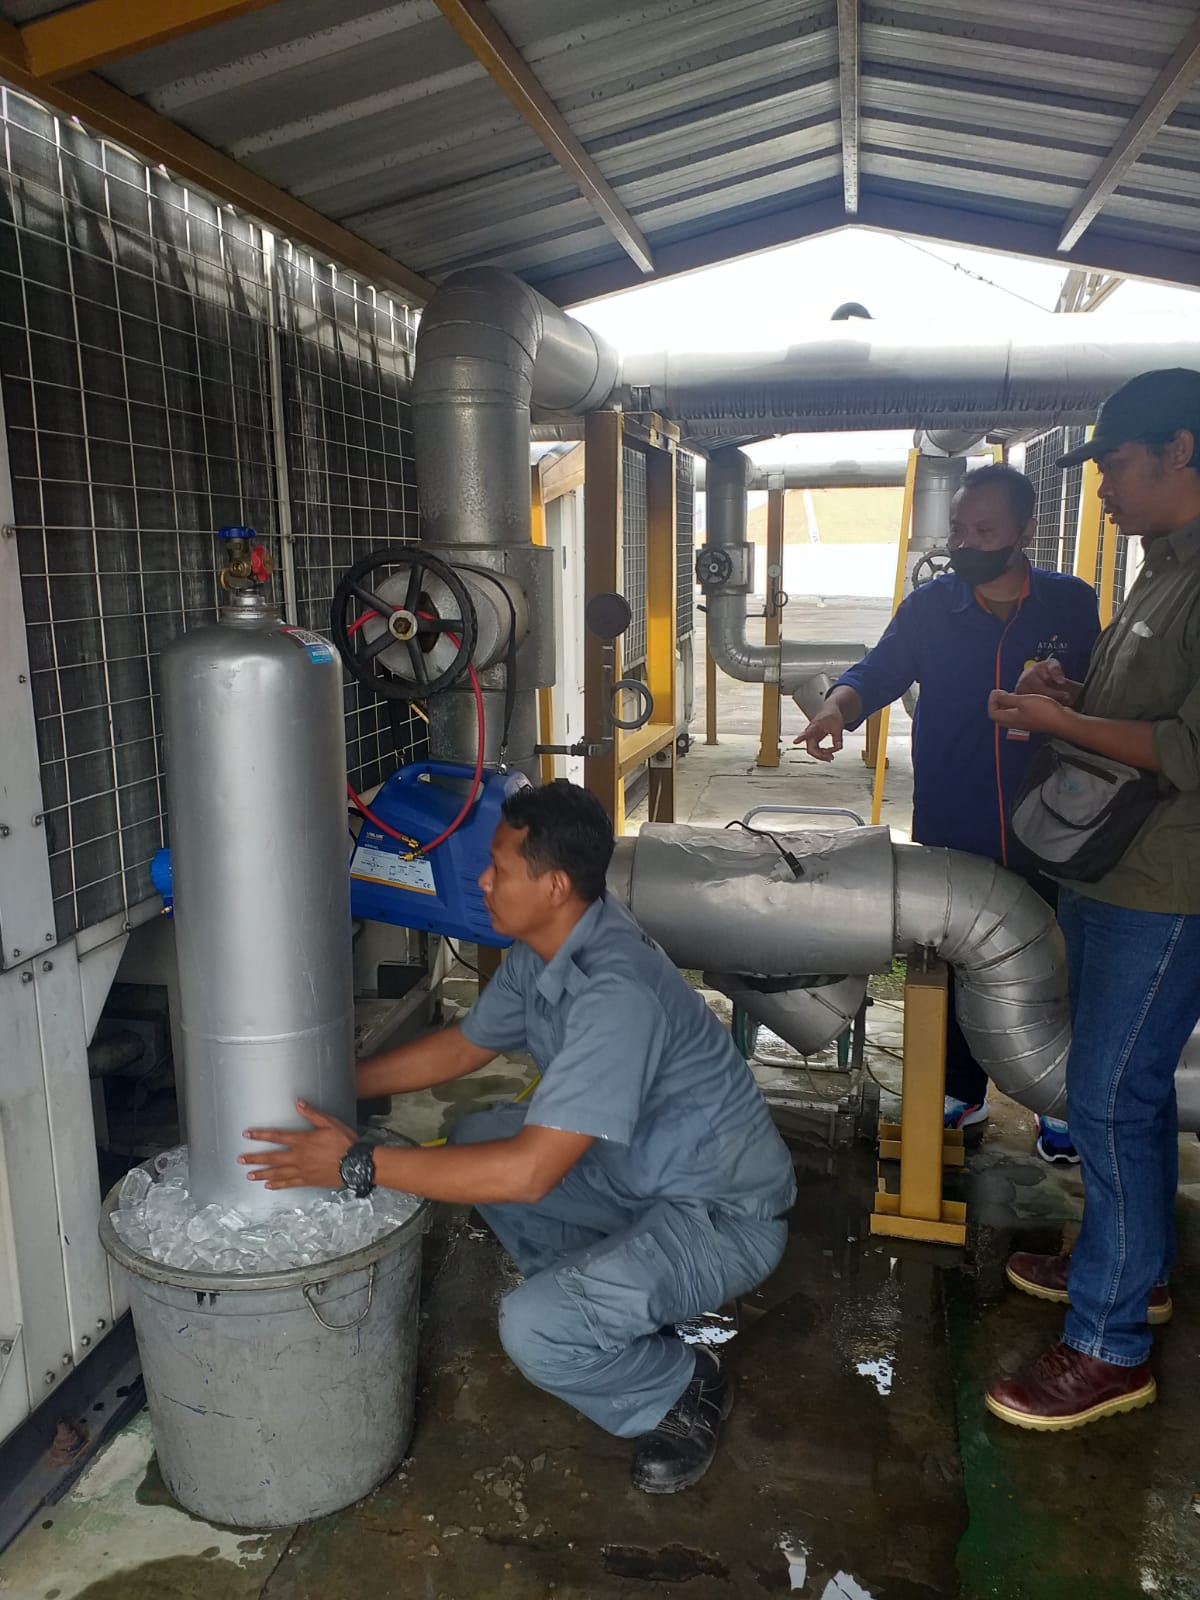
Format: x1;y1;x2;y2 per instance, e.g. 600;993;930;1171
243;781;795;1493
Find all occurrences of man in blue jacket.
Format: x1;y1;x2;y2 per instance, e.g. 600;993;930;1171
795;463;1100;1154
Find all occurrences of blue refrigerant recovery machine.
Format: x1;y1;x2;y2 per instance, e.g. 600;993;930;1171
350;761;530;947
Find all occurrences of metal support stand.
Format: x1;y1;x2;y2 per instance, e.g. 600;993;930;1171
870;957;967;1246
756;484;785;769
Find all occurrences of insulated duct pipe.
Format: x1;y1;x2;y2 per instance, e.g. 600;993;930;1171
701;446;869;716
610;823;1200;1127
616;319;1200;441
609;824;1072;1113
693;454;912;491
412;268;619;770
703;973;869;1056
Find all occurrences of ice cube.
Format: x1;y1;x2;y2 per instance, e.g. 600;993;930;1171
119;1167;153;1206
186;1204;226;1244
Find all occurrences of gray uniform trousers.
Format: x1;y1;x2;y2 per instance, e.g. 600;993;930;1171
448;1103;788;1439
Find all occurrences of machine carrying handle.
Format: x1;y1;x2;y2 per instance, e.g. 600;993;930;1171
303;1264;375;1330
392;760;482;788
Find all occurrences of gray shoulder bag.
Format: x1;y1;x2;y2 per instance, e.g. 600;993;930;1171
1009;738;1164;881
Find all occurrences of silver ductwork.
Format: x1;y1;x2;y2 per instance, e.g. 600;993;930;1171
412;268;620;770
609;824;1075;1115
694;453;912;491
617;321;1200;442
701;446;868;712
612;823;1200;1128
611;823;1200;1124
703;973;868;1056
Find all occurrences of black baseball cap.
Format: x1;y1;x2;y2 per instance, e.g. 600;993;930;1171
1057;368;1200;468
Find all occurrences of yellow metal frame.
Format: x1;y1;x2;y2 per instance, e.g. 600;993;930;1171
582;412;678;830
756;485;786;768
705;615;719;746
19;0;283;81
869;447;920;826
870;960;968;1247
529;464;556;786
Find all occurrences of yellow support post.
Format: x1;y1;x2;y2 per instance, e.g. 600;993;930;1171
861;709;886;769
645;443;678;823
705;615;718;745
757;485;786;768
869;448;919;826
870;960;968;1247
529;464;556;785
1096;486;1119;626
1074;430;1104;586
583;411;624;831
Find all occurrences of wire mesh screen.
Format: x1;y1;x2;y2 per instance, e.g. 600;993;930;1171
676;450;694;638
1025;426;1085;575
1024;424;1134;602
621;443;648;669
0;89;422;939
275;245;422;791
1093;513;1131;602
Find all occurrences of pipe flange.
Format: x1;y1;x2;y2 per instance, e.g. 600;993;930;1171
330;546;479;701
911;549;952;588
696;547;733;588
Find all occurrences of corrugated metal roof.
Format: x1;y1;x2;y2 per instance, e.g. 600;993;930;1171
1;0;1198;303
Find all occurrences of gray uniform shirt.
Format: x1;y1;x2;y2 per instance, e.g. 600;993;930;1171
460;896;796;1222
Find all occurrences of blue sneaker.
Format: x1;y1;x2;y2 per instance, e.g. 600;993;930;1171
1035;1116;1080;1166
944;1097;989;1130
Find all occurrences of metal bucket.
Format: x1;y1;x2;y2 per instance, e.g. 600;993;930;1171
99;1175;431;1529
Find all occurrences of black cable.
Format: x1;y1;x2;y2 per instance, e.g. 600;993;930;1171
723;818;805;879
444;937;482;979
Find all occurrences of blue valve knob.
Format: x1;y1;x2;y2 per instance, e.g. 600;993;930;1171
217;525;256;541
151;847;173;917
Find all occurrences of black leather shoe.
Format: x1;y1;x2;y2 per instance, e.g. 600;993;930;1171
631;1348;732;1494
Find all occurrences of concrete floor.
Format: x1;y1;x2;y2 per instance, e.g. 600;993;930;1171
4;601;1200;1600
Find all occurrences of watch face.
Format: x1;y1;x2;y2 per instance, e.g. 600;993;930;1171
340;1142;375;1197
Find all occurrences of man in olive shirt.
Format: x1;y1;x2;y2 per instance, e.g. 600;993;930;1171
985;369;1200;1430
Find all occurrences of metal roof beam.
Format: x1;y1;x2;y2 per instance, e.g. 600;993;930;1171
432;0;655;275
534;189;1200;308
19;0;287;82
1055;268;1124;313
837;0;859;214
1058;12;1200;252
0;50;434;304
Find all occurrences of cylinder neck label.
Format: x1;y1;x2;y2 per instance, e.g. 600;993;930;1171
280;626;335;664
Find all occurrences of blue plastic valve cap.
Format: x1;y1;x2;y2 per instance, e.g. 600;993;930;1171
150;847;173;898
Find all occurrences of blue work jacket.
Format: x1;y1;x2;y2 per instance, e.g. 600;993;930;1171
836;566;1101;863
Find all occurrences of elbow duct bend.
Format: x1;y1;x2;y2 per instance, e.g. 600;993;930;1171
607;825;1200;1127
703;973;869;1056
701;446;866;695
413;266;619;550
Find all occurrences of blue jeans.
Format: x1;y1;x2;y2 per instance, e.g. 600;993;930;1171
1060;887;1200;1366
448;1104;788;1437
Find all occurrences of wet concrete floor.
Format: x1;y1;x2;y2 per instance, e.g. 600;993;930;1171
7;1096;1200;1600
5;604;1200;1597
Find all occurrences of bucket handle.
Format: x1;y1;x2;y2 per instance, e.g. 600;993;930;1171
303;1263;375;1330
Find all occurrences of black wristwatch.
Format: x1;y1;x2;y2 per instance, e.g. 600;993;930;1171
339;1139;377;1199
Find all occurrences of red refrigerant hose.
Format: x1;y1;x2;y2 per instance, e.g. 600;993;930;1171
344;609;485;856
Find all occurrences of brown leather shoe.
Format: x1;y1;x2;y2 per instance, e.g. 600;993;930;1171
1005;1251;1173;1326
986;1342;1156;1431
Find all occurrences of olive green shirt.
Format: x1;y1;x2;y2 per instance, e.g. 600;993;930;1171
1069;515;1200;913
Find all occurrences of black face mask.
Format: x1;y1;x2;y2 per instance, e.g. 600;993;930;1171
948;544;1019;588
